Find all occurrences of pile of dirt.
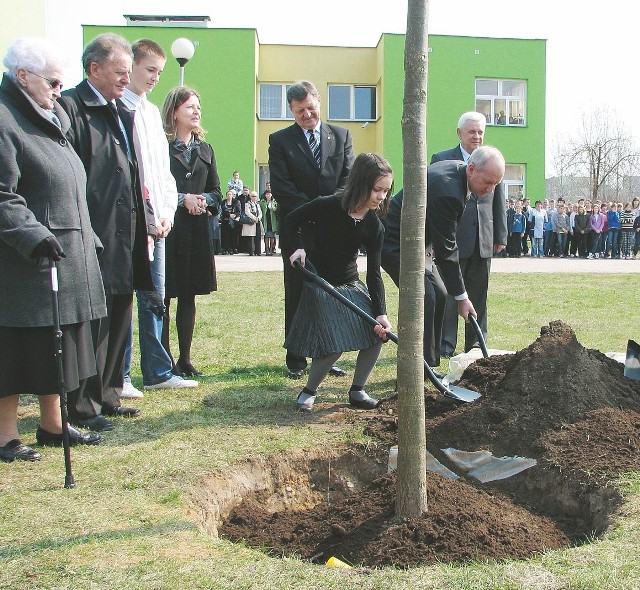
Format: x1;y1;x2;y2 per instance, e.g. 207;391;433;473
216;321;640;568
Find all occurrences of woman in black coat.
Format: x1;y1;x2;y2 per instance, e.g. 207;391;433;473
220;189;241;254
161;87;222;377
0;38;106;462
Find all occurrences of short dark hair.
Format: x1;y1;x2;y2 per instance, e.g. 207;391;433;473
286;80;319;105
132;39;166;63
82;33;132;75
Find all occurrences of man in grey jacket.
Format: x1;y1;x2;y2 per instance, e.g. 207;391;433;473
381;147;506;370
430;112;507;356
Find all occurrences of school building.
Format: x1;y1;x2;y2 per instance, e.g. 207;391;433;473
0;8;546;198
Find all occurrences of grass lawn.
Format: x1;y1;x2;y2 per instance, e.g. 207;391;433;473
1;271;639;590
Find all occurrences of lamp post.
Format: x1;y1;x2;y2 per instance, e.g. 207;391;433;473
171;38;195;86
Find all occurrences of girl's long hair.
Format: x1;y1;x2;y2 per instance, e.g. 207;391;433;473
338;152;393;218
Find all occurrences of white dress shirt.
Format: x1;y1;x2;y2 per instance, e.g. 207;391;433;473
122;88;178;225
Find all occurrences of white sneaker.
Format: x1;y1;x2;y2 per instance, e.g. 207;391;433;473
121;381;144;399
143;375;199;390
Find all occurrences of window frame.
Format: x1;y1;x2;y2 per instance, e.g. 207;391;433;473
327;84;377;122
258;83;294;120
503;163;526;200
475;78;527;127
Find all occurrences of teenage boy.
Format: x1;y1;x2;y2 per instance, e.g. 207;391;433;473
121;39;198;394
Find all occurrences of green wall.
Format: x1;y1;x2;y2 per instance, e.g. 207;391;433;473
381;33;546;197
83;25;257;191
380;34;406;186
81;26;545;200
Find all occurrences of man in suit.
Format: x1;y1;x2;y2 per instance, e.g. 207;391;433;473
430;112;507;356
59;33;156;431
269;80;355;378
381;146;505;370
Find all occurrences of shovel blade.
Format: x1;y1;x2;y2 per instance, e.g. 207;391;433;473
624;339;640;381
444;384;482;403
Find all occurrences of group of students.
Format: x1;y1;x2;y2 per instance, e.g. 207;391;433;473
505;196;640;259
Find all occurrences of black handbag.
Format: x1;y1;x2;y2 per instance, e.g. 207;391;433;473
239;213;254;225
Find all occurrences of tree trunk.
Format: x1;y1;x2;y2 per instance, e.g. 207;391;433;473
395;0;429;518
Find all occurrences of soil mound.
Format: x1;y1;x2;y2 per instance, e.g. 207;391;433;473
215;321;640;569
427;320;640;478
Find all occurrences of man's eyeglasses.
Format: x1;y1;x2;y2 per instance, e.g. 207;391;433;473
27;70;63;90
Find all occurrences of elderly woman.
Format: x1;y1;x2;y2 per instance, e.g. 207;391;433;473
0;38;107;462
241;190;263;256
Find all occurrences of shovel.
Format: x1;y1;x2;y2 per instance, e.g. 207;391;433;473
468;315;489;358
293;261;481;403
624;339;640;381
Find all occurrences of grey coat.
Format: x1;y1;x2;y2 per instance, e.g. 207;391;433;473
0;74;106;327
430;145;508;257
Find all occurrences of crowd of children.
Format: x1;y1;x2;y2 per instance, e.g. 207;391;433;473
504;196;640;260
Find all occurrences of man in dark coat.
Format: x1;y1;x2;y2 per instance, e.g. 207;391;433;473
430;112;508;356
381;146;505;370
59;33;156;431
269;80;355;378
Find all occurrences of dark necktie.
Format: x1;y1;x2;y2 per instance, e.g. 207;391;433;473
107;102;132;160
307;130;321;168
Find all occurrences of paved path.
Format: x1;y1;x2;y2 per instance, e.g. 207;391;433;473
215;253;639;274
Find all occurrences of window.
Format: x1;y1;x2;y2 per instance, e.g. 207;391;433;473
504;164;525;200
258;164;270;196
258;84;293;120
475;79;526;127
328;85;377;121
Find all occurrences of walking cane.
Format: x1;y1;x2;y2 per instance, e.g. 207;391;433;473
50;259;75;489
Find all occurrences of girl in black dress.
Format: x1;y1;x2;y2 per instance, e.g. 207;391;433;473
285;153;393;412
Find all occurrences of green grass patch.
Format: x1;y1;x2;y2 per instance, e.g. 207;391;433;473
1;271;639;589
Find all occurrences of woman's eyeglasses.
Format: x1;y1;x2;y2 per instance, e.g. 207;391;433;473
27;70;63;90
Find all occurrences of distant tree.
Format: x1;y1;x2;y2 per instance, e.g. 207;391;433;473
549;135;582;199
553;106;640;201
395;0;428;519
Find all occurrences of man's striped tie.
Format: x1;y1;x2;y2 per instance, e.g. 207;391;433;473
307;129;321;168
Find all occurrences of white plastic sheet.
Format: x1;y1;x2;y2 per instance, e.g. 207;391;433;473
441;448;537;483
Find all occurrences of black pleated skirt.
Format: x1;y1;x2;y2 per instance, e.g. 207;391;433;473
284;280;381;358
0;321;95;396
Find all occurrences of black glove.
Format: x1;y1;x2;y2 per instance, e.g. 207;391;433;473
31;236;66;262
145;290;166;319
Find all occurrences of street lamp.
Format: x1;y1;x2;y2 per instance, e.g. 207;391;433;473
171;38;195;86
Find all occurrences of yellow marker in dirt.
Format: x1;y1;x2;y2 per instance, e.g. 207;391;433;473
326;556;352;569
